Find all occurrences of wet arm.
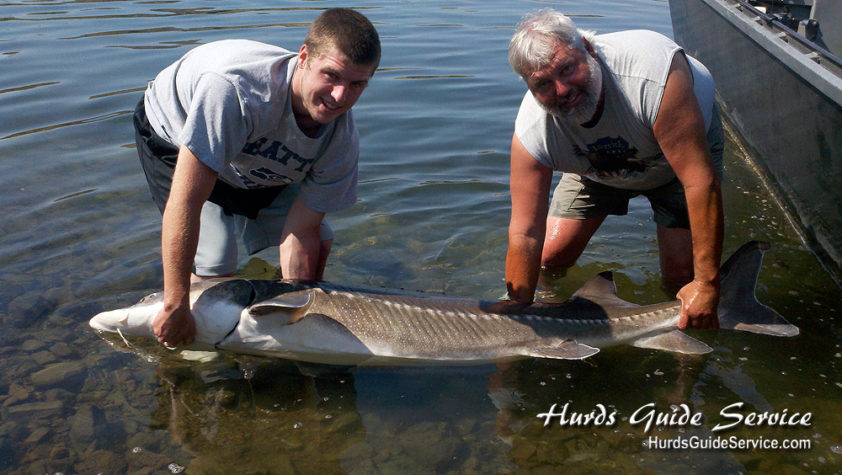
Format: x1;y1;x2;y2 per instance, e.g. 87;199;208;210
157;145;217;345
505;133;554;303
653;53;724;329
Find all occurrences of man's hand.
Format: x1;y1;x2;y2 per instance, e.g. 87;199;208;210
152;301;196;348
676;279;720;330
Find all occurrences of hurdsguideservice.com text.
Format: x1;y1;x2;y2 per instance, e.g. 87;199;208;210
645;435;811;451
536;401;813;451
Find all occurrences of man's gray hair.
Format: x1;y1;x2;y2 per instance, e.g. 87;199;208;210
508;9;596;77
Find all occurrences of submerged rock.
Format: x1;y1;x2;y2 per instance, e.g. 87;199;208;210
69;405;96;446
30;360;86;389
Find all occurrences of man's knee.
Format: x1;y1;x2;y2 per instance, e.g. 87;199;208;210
541;216;603;267
541;244;582;268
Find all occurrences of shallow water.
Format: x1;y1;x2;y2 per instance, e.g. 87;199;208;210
1;0;840;473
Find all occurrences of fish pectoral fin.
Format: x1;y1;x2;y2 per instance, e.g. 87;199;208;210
246;290;314;324
525;340;599;360
632;330;713;355
730;321;800;337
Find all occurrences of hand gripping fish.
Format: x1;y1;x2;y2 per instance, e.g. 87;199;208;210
90;241;798;366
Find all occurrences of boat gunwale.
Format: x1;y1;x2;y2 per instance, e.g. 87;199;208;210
732;0;842;70
692;0;842;105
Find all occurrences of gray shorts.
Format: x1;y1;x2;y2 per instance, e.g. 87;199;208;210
194;184;334;276
548;105;724;229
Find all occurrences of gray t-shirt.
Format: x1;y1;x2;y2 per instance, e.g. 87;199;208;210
515;30;716;191
143;39;359;213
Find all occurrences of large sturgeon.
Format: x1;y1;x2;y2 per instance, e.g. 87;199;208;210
90;241;798;366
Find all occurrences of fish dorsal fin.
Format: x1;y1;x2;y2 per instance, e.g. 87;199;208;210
571;272;639;309
524;340;600;360
246;289;314;324
632;330;713;355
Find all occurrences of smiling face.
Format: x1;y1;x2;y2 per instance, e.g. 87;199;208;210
291;44;375;134
525;40;604;125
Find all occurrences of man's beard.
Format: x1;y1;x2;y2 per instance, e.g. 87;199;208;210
542;53;603;125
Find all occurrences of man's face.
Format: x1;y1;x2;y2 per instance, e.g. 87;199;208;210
292;44;375;126
525;40;603;125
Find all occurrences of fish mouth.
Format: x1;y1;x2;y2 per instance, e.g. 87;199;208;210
89;309;128;332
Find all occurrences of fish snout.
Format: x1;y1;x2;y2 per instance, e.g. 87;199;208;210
89;308;130;332
89;304;157;337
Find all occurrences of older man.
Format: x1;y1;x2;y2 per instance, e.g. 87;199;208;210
134;8;380;346
505;9;724;329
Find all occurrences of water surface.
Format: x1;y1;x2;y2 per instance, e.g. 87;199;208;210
1;0;840;473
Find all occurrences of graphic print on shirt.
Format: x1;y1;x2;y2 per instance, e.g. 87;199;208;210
237;137;317;188
573;136;653;178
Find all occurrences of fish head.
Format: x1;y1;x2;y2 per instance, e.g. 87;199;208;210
89;292;163;338
89;278;257;344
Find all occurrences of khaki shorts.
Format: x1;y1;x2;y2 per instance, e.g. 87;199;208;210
548;105;724;229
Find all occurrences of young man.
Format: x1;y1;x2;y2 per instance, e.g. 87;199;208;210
505;9;724;329
134;8;380;346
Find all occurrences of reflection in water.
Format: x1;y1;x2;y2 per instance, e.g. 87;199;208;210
151;358;363;473
484;353;825;473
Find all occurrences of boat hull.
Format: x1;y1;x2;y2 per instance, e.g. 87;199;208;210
669;0;842;283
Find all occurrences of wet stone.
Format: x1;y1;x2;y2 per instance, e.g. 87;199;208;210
775;463;809;475
530;465;562;475
375;456;419;475
536;440;566;465
31;350;57;365
126;432;164;457
3;383;32;407
49;443;69;459
461;455;480;473
24;460;48;474
344;457;378;475
510;436;537;461
69;405;96;446
74;448;126;473
325;411;361;434
51;342;73;357
0;420;20;438
43;285;68;307
5;400;64;415
24;426;50;444
454;417;477;436
6;292;53;327
342;441;377;462
43;388;74;403
30;360;86;389
20;339;44;352
399;421;466;471
566;451;599;464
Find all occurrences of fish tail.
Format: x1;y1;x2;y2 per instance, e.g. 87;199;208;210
717;241;799;337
